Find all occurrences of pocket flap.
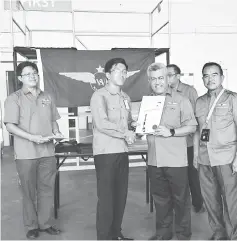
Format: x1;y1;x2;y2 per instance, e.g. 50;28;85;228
215;105;229;115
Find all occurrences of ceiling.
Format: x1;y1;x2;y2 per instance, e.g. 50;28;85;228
71;0;160;13
20;0;160;13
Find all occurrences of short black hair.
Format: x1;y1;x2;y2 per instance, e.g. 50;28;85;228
104;58;128;73
167;64;181;74
16;61;38;76
202;62;223;76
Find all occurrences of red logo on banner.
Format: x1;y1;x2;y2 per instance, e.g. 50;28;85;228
90;66;107;91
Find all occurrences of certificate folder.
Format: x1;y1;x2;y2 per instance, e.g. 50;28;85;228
136;96;165;134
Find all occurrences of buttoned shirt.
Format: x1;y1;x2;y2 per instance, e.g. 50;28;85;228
4;88;60;160
195;86;237;166
147;88;197;167
90;86;133;155
172;81;198;147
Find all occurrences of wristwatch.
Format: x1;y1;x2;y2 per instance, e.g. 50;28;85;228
170;129;175;137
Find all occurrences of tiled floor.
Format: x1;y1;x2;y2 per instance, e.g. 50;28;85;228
1;147;212;240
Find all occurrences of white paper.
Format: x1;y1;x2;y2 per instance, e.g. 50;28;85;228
136;96;165;134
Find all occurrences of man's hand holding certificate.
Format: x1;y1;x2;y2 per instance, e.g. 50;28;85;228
136;96;165;134
48;132;65;141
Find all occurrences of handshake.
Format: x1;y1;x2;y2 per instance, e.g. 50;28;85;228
123;121;140;145
124;130;136;145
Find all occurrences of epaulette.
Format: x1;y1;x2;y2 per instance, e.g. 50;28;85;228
225;90;236;96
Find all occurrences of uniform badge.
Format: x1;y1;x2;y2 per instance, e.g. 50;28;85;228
123;99;130;110
41;98;51;107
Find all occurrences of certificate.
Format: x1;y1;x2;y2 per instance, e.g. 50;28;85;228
136;96;165;134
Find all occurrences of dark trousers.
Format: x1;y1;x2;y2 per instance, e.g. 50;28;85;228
94;152;129;240
199;164;237;240
15;156;57;232
187;146;203;210
148;166;191;240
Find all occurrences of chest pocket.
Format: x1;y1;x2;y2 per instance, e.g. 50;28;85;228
163;103;181;128
107;103;121;123
37;98;52;119
213;103;233;129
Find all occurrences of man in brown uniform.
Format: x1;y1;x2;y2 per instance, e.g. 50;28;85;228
4;61;63;239
146;63;197;240
90;58;136;240
194;62;237;240
167;64;204;213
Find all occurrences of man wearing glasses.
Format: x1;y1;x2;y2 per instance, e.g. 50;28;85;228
194;62;237;240
4;61;63;239
90;58;136;240
146;63;197;240
166;64;204;214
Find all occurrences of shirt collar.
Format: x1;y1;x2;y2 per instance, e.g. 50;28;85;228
22;87;41;96
105;85;126;98
169;81;183;93
176;81;184;92
207;85;223;97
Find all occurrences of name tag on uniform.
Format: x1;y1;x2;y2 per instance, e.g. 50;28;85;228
123;99;130;110
166;102;178;110
41;98;51;107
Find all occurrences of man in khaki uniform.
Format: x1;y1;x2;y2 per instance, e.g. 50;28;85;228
90;58;136;240
146;63;197;240
167;64;204;213
194;62;237;240
4;61;63;239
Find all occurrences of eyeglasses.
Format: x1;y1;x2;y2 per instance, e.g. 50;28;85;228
111;69;127;76
167;73;177;78
149;76;165;82
20;73;39;78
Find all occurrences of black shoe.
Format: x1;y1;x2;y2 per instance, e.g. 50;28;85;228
112;234;133;240
39;226;61;235
26;229;39;239
148;234;173;240
209;235;229;240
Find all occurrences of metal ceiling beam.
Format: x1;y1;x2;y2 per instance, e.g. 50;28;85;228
73;9;149;14
75;33;150;37
75;36;88;50
152;21;169;37
12;18;26;35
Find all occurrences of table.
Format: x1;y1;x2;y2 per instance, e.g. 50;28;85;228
54;139;154;219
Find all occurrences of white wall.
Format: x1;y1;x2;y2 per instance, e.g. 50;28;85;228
0;62;13;146
153;0;237;96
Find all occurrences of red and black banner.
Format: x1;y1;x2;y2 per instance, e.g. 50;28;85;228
40;48;155;107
